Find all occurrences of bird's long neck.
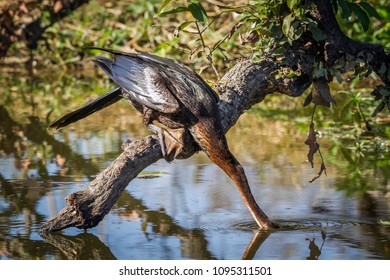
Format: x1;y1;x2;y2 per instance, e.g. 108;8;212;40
190;121;278;229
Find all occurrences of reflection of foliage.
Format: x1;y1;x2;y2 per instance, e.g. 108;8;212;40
0;66;111;121
328;137;389;193
340;0;390;48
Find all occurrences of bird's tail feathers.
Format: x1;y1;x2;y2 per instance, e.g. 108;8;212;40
49;87;122;130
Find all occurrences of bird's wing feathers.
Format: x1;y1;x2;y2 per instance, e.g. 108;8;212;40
93;55;180;113
137;52;219;104
90;47;219;112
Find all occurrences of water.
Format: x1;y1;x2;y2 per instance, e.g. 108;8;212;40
0;100;389;260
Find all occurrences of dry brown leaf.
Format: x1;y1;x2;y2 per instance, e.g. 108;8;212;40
53;0;63;14
312;78;336;107
309;161;327;183
304;121;319;168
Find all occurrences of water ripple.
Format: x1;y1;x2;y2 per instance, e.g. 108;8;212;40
233;218;373;232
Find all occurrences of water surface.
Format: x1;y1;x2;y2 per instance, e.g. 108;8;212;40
0;94;389;260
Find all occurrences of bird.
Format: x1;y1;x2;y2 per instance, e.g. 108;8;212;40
49;47;278;229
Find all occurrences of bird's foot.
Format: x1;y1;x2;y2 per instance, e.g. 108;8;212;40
148;124;184;162
161;128;185;162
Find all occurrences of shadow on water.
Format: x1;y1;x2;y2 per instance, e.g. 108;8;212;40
1;73;389;259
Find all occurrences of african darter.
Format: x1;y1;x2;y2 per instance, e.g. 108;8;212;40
49;47;278;229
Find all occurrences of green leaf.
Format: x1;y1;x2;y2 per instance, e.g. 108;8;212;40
287;0;301;11
378;63;387;75
178;20;194;30
334;69;343;83
358;2;381;19
282;14;294;38
314;68;326;78
309;22;327;41
350;3;370;31
174;21;194;36
338;0;351;19
157;0;175;15
158;6;188;16
371;101;385;117
303;92;313;107
188;1;208;24
379;87;390;97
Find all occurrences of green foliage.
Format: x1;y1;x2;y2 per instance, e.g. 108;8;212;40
335;0;381;31
371;85;390;116
336;0;389;47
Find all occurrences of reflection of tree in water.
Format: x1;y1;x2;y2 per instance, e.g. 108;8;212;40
0;105;101;259
0;105;100;179
40;232;116;260
114;190;215;260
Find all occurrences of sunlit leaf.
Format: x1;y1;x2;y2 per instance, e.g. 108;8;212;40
157;0;175;15
218;5;247;13
174;21;194;36
158;6;188;16
286;0;301;11
282;14;294;38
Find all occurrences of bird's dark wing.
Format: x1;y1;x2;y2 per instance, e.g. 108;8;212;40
137;52;219;104
93;55;180;113
86;47;219;104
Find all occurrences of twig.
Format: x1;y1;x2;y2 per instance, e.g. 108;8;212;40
195;21;220;80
